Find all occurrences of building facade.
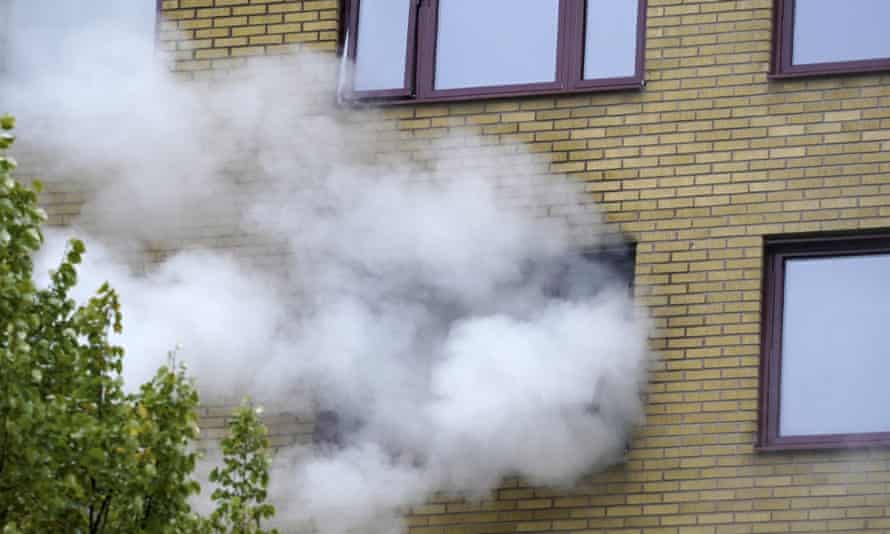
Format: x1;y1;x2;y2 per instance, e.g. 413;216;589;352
24;0;890;532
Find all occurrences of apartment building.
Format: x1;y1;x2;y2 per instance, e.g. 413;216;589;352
5;0;890;532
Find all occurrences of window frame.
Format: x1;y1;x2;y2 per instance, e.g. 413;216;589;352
340;0;647;104
758;231;890;451
344;0;420;99
771;0;890;78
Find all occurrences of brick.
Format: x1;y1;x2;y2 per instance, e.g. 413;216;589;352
99;4;890;533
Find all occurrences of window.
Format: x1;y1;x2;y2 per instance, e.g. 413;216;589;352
340;0;646;103
759;232;890;451
314;242;638;449
534;242;636;299
772;0;890;78
0;0;158;77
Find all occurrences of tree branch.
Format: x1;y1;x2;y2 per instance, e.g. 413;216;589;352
96;494;112;533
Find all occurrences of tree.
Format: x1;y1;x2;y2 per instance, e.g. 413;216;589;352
207;400;279;534
0;115;277;533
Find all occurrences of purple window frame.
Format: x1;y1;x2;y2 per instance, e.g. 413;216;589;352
771;0;890;78
344;0;419;99
758;232;890;452
340;0;646;104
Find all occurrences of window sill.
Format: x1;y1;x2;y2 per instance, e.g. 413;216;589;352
756;433;890;453
341;79;645;107
769;62;890;80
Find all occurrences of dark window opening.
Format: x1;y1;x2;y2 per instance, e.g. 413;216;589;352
312;242;637;450
758;231;890;451
339;0;647;104
312;410;365;449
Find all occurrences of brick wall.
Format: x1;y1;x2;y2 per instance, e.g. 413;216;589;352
158;0;339;79
40;0;890;531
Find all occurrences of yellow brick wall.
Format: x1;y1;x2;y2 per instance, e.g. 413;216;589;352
159;0;339;79
143;0;890;531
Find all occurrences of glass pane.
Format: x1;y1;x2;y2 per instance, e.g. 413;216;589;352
584;0;638;79
793;0;890;65
353;0;411;92
435;0;559;90
5;0;156;77
780;253;890;437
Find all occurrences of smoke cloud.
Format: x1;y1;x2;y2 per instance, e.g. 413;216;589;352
2;6;651;533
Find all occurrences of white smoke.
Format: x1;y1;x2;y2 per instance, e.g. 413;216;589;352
2;6;651;533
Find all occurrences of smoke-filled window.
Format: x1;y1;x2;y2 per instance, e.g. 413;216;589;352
539;244;636;299
0;0;157;78
312;242;638;450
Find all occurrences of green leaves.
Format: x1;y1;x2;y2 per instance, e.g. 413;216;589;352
1;116;60;531
0;118;206;533
0;134;14;151
0;116;279;534
207;399;279;534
